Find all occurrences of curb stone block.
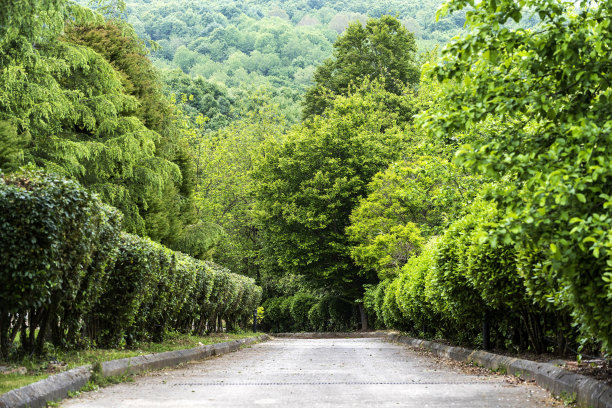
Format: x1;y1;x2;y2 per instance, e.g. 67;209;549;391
0;335;269;408
0;366;90;408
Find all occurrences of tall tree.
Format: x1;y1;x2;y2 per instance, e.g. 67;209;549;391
255;82;414;328
347;156;479;280
302;15;420;119
423;0;612;350
0;0;197;244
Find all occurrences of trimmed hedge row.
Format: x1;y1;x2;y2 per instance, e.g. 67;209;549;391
366;199;584;354
261;293;357;333
0;171;261;358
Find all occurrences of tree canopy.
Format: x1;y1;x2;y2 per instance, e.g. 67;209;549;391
255;82;413;308
302;15;420;119
0;0;197;246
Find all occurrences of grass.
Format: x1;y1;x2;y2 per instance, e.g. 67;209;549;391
0;331;257;395
0;372;49;394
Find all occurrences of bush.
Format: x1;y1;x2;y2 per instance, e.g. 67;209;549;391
0;170;262;355
396;237;440;336
290;293;317;331
89;233;162;347
261;296;293;332
368;198;584;354
327;296;356;331
0;170;122;357
175;259;216;335
381;279;405;330
426;208;486;343
308;301;329;331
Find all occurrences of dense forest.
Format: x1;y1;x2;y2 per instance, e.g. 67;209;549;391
1;0;610;364
125;0;469;124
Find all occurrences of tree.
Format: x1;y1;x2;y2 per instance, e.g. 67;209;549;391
192;93;287;274
0;121;29;172
0;2;198;244
303;15;420;119
422;0;612;351
255;82;411;329
347;156;478;279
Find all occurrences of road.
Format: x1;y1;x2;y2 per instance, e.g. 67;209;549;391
62;337;559;407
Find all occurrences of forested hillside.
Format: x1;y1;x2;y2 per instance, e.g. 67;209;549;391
121;0;473;124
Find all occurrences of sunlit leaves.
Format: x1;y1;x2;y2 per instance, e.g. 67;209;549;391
423;0;612;350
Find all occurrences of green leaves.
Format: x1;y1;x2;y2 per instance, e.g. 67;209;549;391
255;83;409;300
0;169;122;356
303;16;420;120
422;0;612;351
347;156;479;279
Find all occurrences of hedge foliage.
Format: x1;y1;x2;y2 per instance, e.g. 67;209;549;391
0;171;261;358
261;294;358;333
366;198;587;354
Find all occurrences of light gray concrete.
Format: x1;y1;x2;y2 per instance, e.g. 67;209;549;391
388;334;612;408
61;338;559;407
0;336;268;408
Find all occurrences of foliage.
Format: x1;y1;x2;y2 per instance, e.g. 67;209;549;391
369;198;582;353
0;170;261;355
347;156;476;279
88;233;261;346
423;0;612;351
303;15;420;119
191;95;286;274
255;82;410;309
122;0;470;124
261;297;291;332
162;70;235;132
395;237;441;335
290;292;317;331
0;1;197;244
260;293;355;332
0;170;122;357
0;121;30;172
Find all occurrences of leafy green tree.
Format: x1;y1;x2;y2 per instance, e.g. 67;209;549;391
192;94;287;274
347;156;477;279
255;83;410;328
0;1;197;244
423;0;612;350
0;121;29;172
303;15;420;119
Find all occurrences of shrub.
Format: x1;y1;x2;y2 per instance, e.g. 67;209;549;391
0;169;262;355
290;293;317;331
381;279;405;329
0;170;121;357
89;233;161;347
327;296;355;331
261;296;293;332
308;301;328;331
396;237;441;336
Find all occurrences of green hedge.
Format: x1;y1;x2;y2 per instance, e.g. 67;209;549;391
261;294;358;333
369;199;585;354
0;170;122;357
0;170;262;357
90;235;262;347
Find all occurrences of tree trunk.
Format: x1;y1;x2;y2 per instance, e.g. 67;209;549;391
358;304;369;331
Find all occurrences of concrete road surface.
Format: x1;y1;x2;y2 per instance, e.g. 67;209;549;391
62;337;559;407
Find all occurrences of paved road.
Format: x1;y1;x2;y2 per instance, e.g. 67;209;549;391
62;338;558;407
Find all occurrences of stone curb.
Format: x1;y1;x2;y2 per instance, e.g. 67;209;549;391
0;334;269;408
382;333;612;408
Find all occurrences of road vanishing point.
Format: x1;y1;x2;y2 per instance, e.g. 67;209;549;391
62;337;559;407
